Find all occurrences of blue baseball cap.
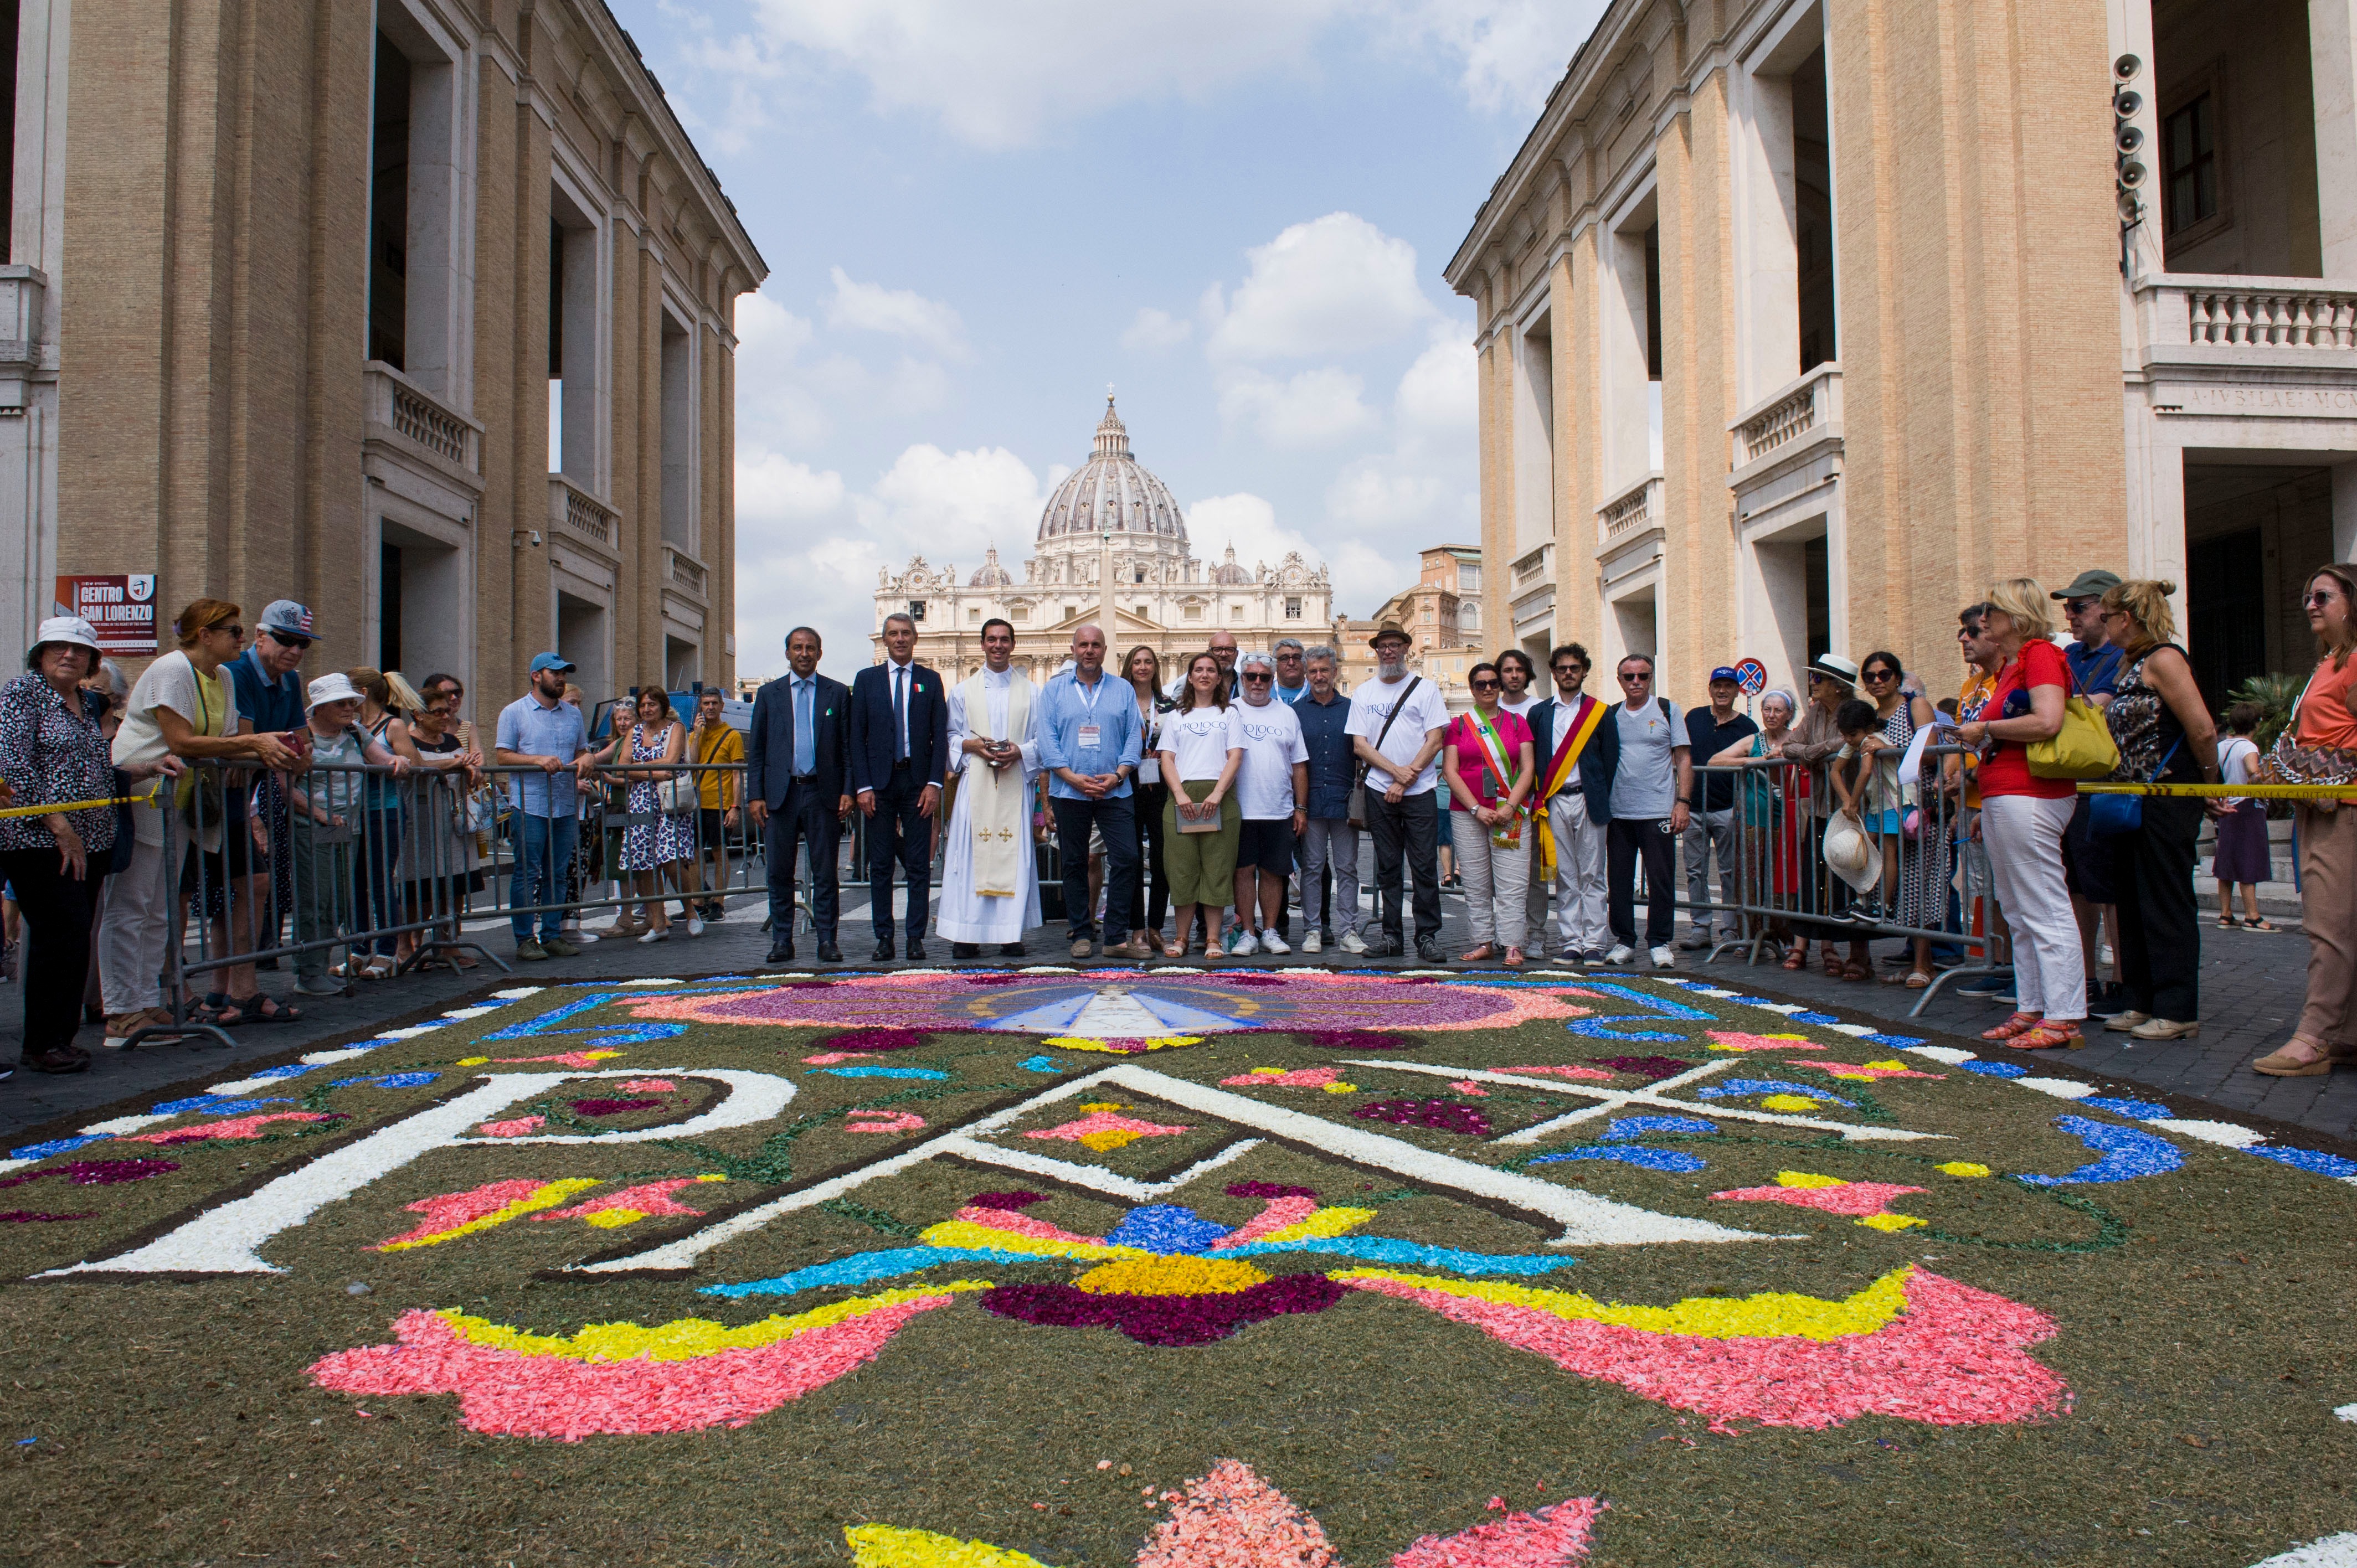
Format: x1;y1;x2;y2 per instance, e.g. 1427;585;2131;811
529;652;576;674
258;600;316;639
1710;666;1741;683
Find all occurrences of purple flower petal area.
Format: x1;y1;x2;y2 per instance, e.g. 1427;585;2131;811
978;1273;1348;1347
0;1158;178;1190
1226;1181;1317;1199
1586;1056;1698;1080
967;1190;1045;1211
960;975;1035;986
567;1098;661;1117
816;1028;933;1051
1352;1099;1493;1137
1220;976;1289;988
1304;1029;1407;1051
0;1210;95;1223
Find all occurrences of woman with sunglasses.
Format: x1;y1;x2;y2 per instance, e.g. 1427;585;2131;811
2253;564;2357;1076
1784;654;1871;979
1443;661;1536;964
1856;652;1946;987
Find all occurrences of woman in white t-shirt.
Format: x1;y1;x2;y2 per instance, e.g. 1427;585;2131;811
1156;653;1244;961
2210;699;2273;930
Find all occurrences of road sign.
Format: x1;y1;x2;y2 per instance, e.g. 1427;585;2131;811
1732;658;1768;695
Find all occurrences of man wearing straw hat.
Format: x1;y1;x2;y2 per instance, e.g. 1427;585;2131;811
1347;618;1450;962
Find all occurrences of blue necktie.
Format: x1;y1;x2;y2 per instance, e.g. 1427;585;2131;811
893;666;908;761
794;678;815;776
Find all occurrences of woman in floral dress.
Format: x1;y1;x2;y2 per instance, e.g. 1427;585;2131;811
592;686;694;943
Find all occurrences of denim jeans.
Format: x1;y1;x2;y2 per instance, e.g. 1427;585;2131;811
511;812;580;942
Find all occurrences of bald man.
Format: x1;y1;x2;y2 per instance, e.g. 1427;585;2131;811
1037;624;1147;959
1166;630;1239;704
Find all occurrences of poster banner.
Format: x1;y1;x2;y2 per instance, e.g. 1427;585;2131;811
55;574;159;656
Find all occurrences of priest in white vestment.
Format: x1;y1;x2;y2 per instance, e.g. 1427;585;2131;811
938;619;1042;957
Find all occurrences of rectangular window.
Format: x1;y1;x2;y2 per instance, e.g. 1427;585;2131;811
1457;563;1481;594
2163;94;2219;235
1063;604;1077;622
1231;604;1246;622
967;607;981;623
1011;606;1030;622
368;33;411;369
1285;597;1302;620
1183;605;1203;622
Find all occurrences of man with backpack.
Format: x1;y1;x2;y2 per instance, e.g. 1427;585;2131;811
1604;654;1691;968
1346;620;1450;962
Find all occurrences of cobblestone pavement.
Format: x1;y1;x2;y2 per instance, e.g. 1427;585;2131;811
7;870;2352;1148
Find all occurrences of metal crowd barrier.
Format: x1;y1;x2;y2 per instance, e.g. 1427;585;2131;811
113;754;783;1052
1674;745;2007;1017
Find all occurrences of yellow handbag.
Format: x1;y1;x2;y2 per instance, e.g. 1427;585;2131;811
2026;694;2120;779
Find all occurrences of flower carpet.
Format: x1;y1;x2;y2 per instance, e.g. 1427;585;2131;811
1;965;2353;1566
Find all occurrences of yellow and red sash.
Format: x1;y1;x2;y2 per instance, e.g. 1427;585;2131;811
1533;696;1608;879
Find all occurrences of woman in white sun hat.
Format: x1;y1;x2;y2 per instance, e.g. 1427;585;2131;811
0;618;121;1074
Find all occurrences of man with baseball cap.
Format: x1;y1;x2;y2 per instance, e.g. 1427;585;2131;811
223;600;316;1003
1680;666;1758;950
2051;569;2128;1019
495;653;596;961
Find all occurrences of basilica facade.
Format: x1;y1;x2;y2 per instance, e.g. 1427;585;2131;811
872;399;1333;683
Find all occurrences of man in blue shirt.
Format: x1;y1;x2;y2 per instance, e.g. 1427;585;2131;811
2053;568;2126;1017
494;653;597;960
220;600;313;1014
1272;638;1309;705
1036;623;1145;960
1294;645;1361;953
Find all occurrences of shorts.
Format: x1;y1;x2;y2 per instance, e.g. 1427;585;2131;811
2061;796;2119;905
1237;818;1295;876
698;808;727;849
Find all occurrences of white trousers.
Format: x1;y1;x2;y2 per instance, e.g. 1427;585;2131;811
1454;814;1530;947
1979;792;2085;1020
99;833;173;1014
1547;790;1609;956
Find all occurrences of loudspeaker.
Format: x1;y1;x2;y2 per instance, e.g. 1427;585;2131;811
2114;53;2142;81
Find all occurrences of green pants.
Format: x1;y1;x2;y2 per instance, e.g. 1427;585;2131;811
292;828;355;979
1162;779;1240;906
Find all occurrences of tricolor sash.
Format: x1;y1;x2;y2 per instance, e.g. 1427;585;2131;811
1533;696;1608;879
1465;709;1527;849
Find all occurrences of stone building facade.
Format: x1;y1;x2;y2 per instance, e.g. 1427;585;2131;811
0;0;761;709
873;399;1334;684
1451;0;2357;705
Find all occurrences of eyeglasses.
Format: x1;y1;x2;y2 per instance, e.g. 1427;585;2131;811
2064;598;2098;614
1862;668;1897;683
267;632;311;651
1551;664;1584;676
1242;672;1273;682
1618;672;1650;683
2308;589;2342;607
210;623;244;639
1468;679;1499;692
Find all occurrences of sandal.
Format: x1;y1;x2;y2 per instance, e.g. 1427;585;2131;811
2253;1034;2335;1077
1781;943;1809;972
1460;944;1499;963
215;994;302;1026
1502;947;1525;967
2243;917;2277;932
1882;968;1933;988
2008;1020;2083;1050
2216;915;2241;929
1982;1011;2044;1041
1822;946;1844;978
1841;960;1871;981
358;957;397;981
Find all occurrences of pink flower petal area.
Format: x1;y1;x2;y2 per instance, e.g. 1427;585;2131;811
1220;1064;1347;1089
532;1175;728;1229
375;1177;603;1251
1392;1497;1607;1568
124;1111;343;1144
1709;1172;1928;1227
308;1285;984;1440
1704;1031;1826;1054
1335;1265;2066;1432
474;1115;547;1139
452;1049;625;1070
617;1078;677;1093
1136;1458;1339;1568
846;1111;928;1134
1208;1195;1322;1249
1500;1064;1618;1083
1802;1059;1946;1082
1022;1112;1191;1153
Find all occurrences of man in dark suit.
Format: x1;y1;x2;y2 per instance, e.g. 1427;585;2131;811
748;626;852;964
849;610;950;962
1527;642;1621;966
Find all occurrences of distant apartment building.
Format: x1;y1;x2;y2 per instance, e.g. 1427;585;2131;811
1334;544;1484;706
1450;0;2357;702
0;1;763;706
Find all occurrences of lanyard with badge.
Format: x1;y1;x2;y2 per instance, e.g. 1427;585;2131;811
1073;674;1107;755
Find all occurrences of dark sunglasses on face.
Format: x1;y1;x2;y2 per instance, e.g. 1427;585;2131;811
1863;668;1896;682
1469;679;1499;692
1552;664;1584;677
1242;672;1272;682
1619;672;1649;683
2309;590;2341;607
267;632;311;651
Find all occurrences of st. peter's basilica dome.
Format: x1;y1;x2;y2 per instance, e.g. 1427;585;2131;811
1035;396;1186;546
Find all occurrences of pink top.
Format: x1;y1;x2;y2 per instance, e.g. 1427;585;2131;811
1445;709;1534;811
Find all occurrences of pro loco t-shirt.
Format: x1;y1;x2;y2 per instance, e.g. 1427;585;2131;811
1231;698;1309;819
1160;703;1245;785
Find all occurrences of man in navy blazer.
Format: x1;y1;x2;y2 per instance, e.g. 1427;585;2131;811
748;626;853;963
1527;642;1620;966
848;611;951;961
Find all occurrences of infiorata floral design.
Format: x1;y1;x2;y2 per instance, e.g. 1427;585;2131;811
844;1462;1605;1568
374;1178;603;1251
1803;1059;1945;1083
1529;1146;1707;1173
474;1115;547;1139
1501;1064;1618;1083
1696;1080;1857;1114
1709;1172;1929;1232
846;1111;928;1134
2014;1117;2185;1186
532;1175;729;1229
308;1286;985;1439
1704;1032;1828;1054
1584;1056;1697;1081
1039;1036;1204;1055
1022;1112;1192;1153
1220;1065;1355;1091
568;1097;661;1117
453;1050;624;1070
618;1079;676;1093
1335;1265;2067;1431
123;1111;345;1144
0;1157;177;1188
1354;1100;1492;1137
814;1028;933;1053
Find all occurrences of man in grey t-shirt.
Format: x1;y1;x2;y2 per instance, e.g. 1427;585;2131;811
1604;655;1690;967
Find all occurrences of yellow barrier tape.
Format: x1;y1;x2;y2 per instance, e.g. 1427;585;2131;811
0;784;161;820
2076;781;2357;798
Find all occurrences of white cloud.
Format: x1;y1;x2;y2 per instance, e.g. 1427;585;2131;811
1120;307;1194;352
1394;328;1479;443
735;452;847;527
1217;367;1378;447
1186;492;1414;622
1378;0;1610;116
1207;213;1435;362
825;266;969;358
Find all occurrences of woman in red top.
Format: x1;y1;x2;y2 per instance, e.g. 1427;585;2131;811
2254;562;2357;1076
1955;577;2083;1049
1443;662;1536;966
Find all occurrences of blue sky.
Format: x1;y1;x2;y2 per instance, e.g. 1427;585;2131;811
606;0;1608;679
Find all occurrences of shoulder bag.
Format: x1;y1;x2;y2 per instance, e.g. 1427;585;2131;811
2254;665;2357;788
1347;675;1423;826
2025;651;2121;780
653;725;696;814
2088;737;2181;837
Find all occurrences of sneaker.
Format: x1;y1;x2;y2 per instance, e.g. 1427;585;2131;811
1676;934;1711;951
297;974;351;994
1259;931;1290;955
567;925;599;946
541;936;581;958
1338;930;1368;955
514;940;548;963
686;916;706;938
2128;1016;2199;1041
2104;1010;2152;1033
1650;945;1676;969
1957;973;2011;997
1551;949;1582;967
1301;931;1323;954
1366;934;1403;957
1232;930;1261;957
1416;937;1444;964
1605;944;1635;967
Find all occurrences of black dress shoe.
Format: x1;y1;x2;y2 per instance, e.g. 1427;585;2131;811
907;938;927;962
817;940;842;963
999;942;1026;958
873;939;896;962
951;942;981;960
765;940;795;964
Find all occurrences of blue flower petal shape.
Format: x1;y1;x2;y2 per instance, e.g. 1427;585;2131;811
2014;1115;2185;1186
700;1246;1046;1298
1529;1145;1708;1173
1697;1078;1857;1106
819;1065;951;1080
1018;1055;1066;1073
6;1134;112;1162
2082;1095;2170;1121
1599;1114;1718;1142
1960;1060;2029;1078
1222;1236;1577;1274
1106;1205;1231;1254
329;1071;440;1089
2247;1144;2357;1179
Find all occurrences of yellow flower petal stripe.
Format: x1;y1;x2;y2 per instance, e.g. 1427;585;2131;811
376;1179;602;1252
1038;1035;1200;1054
1855;1213;1929;1232
1936;1161;1993;1178
846;1524;1058;1568
1250;1206;1379;1245
917;1219;1146;1262
435;1283;995;1363
1329;1265;1917;1342
1773;1172;1846;1189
